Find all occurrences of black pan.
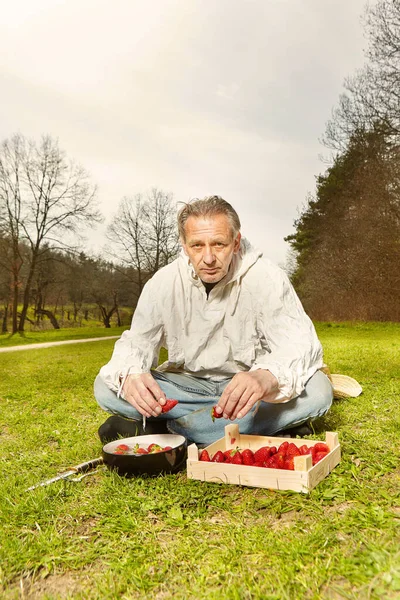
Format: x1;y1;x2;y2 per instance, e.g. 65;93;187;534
102;433;187;476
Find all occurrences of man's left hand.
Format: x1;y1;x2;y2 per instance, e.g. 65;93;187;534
217;370;279;420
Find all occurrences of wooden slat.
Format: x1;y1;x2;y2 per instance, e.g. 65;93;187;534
294;454;313;472
187;443;199;461
186;461;311;493
325;432;339;450
307;445;341;490
225;424;240;449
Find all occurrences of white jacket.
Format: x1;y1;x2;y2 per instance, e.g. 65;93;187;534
99;239;324;402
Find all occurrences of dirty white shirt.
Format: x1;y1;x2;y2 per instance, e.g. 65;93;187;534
99;240;324;402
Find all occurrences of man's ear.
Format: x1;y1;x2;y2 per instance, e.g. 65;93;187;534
233;232;241;254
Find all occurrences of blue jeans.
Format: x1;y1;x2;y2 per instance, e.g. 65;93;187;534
94;370;333;445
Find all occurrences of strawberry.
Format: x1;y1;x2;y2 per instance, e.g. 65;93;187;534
136;447;148;454
223;448;238;459
163;446;172;451
265;456;276;468
114;450;125;455
270;446;277;455
313;451;328;465
286;443;301;458
116;444;130;452
211;406;223;422
161;399;178;413
212;450;225;463
241;449;255;465
231;452;243;465
284;457;295;470
313;442;330;453
278;441;289;456
273;453;286;470
299;444;311;455
147;443;163;453
254;446;271;463
253;461;266;468
199;449;211;461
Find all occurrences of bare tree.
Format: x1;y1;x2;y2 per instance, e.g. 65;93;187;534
324;0;400;150
105;188;179;301
0;134;101;333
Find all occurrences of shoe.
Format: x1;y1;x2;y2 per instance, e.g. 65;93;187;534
98;415;169;444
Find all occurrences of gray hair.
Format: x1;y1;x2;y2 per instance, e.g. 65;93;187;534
178;196;241;241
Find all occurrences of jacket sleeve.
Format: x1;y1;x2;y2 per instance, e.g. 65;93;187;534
99;277;164;392
250;266;324;402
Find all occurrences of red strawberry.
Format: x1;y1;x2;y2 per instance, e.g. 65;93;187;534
231;452;243;465
313;442;330;453
278;441;289;456
147;443;163;453
163;446;172;451
313;451;328;465
253;461;266;468
299;444;311;455
212;450;225;463
211;406;223;422
254;446;271;463
161;399;178;413
273;453;286;470
286;443;301;458
270;446;277;455
137;447;149;454
114;450;125;455
241;449;255;465
199;449;211;462
284;457;295;470
116;444;130;452
265;456;276;468
223;448;239;460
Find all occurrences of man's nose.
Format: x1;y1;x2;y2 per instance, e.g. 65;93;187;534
203;247;216;264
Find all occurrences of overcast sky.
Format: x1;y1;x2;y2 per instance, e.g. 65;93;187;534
1;0;369;266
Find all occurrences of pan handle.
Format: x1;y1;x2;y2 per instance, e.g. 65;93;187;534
72;457;104;473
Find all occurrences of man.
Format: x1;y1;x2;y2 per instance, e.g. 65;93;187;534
95;196;333;445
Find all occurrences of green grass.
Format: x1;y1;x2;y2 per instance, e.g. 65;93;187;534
0;324;399;599
0;326;127;348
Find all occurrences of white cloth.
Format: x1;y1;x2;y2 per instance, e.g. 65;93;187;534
99;239;324;402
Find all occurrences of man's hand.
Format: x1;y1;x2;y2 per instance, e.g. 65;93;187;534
121;373;166;418
216;370;279;420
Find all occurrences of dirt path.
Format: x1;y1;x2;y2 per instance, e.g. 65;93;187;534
0;336;120;353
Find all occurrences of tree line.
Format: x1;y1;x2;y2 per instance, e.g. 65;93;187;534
286;0;400;321
2;1;399;331
0;134;179;333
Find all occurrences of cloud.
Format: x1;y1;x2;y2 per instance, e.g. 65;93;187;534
0;0;368;265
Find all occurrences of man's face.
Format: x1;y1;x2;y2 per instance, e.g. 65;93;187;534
182;214;241;283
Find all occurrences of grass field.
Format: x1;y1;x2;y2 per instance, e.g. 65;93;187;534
0;323;399;599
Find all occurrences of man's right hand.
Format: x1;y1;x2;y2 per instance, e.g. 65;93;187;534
121;373;166;418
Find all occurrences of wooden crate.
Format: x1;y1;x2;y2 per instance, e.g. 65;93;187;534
186;424;341;494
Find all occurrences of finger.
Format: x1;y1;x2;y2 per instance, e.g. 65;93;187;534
124;392;152;418
135;383;163;416
232;393;259;420
229;389;253;420
125;380;162;417
222;382;247;419
142;374;167;405
218;378;239;412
